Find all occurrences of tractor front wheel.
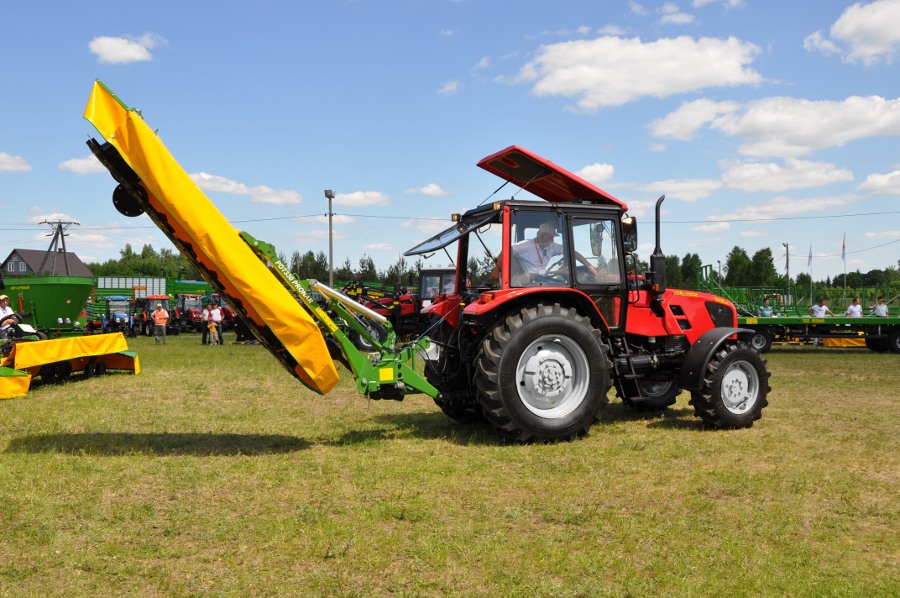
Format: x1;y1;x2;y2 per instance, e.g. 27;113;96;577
689;341;771;428
475;303;610;442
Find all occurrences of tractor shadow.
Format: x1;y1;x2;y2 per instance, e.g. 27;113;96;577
5;432;311;456
600;402;702;431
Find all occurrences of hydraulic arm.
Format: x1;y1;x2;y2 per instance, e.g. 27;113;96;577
83;80;435;401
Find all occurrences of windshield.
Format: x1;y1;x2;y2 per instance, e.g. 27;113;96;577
183;297;202;309
404;211;496;256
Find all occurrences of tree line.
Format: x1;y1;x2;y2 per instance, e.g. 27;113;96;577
88;243;900;296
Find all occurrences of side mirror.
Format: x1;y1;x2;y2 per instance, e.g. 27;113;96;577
622;216;638;254
589;223;603;256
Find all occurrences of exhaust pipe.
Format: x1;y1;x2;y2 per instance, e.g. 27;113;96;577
649;195;666;294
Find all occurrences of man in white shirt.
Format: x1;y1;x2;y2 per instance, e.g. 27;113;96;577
489;222;599;285
808;298;834;318
0;294;16;335
844;298;862;318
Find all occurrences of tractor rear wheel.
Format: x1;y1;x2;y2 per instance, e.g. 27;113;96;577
689;341;770;428
617;379;680;412
475;303;610;442
888;330;900;354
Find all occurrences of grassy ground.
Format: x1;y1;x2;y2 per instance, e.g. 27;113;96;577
0;333;897;596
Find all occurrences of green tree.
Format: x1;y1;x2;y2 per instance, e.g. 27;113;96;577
749;248;778;286
724;246;753;285
680;253;702;290
665;254;683;289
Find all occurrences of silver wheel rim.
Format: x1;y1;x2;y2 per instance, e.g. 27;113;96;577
751;334;767;350
515;333;590;419
721;360;759;415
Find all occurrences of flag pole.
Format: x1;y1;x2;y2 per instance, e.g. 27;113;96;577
842;233;847;307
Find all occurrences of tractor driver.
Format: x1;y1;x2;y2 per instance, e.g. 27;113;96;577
489;222;600;284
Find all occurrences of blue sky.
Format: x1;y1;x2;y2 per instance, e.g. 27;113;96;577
2;0;899;282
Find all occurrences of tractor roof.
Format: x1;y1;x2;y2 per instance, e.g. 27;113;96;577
477;145;627;211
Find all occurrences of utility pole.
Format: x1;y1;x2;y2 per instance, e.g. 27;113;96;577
324;190;335;287
782;242;790;305
39;220;79;275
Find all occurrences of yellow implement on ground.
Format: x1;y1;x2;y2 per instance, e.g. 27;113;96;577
0;333;139;399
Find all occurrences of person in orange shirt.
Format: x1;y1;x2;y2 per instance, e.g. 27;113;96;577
153;303;169;345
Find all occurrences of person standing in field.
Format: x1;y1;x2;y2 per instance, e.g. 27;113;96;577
153;303;169;345
209;303;223;345
872;296;889;317
845;297;863;318
201;303;210;345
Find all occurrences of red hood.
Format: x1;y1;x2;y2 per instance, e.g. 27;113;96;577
477;145;627;211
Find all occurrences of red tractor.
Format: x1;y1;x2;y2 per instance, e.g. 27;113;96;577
174;293;204;332
404;146;771;441
341;268;456;349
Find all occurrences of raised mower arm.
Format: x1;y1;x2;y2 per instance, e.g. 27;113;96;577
240;232;437;401
83;79;435;401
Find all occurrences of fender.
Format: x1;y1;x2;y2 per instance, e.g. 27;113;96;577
679;327;756;392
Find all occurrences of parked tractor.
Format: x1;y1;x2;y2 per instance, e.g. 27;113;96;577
173;293;204;332
341;267;456;349
86;295;134;335
85;81;772;442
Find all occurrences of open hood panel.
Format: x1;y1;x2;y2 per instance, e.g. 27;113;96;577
477;145;627;211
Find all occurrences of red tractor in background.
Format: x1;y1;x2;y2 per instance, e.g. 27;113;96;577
173;293;204;332
342;268;455;349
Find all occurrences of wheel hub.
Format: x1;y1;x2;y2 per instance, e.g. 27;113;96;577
720;361;758;414
514;334;591;418
523;349;571;398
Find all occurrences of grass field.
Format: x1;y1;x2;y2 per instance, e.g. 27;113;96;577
0;332;897;596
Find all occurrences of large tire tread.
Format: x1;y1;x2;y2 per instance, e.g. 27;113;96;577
689;341;771;429
475;303;611;442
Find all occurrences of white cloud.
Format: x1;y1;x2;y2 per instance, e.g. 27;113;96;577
576;162;615;184
640;178;722;201
690;221;730;234
515;35;761;111
0;152;31;172
648;98;740;140
190;172;302;205
59;155;106;174
439;80;460;95
740;230;768;237
858;169;900;193
27;211;80;224
692;0;744;7
474;56;490;69
722;159;854;192
334;191;389;207
629;1;649;16
406;183;450;196
659;3;696;25
597;25;625;36
440;29;458;37
803;30;842;57
88;33;165;64
832;0;900;66
710;95;900;157
714;194;860;221
295;214;355;225
364;242;393;251
863;230;900;239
